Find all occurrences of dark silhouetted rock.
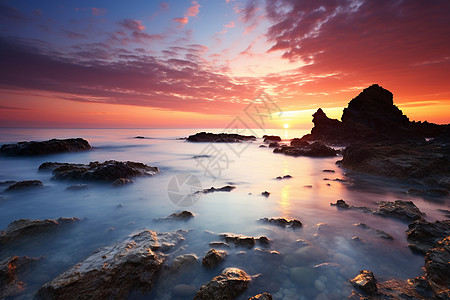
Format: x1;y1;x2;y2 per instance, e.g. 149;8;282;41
275;174;292;180
5;180;43;191
268;142;279;148
218;233;270;249
37;230;186;299
134;136;145;139
0;138;91;156
0;218;80;245
196;186;236;194
156;211;195;221
260;217;302;229
323;169;335;173
274;141;338;157
194;268;251;300
39;160;158;182
354;223;393;240
248;292;273;300
0;256;40;298
263;135;281;142
202;249;228;268
406;219;450;254
351;270;377;293
261;191;270;197
187;132;256;143
259;145;267;148
112;178;134;186
290;138;310;147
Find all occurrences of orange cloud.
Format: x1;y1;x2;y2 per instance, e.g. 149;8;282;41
91;7;106;16
186;1;200;17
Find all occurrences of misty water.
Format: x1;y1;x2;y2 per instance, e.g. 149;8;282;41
0;128;449;300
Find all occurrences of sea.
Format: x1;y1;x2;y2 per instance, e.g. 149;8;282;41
0;128;448;299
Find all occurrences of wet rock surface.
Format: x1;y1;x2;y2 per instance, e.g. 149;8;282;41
37;230;186;299
354;223;393;240
259;217;302;229
187;132;256;143
202;248;228;268
406;219;450;254
5;180;43;191
194;267;251;300
0;138;91;156
331;199;425;221
273;141;338;157
156;211;195;221
424;236;450;291
350;270;377;293
0;218;81;245
248;292;273;299
219;233;270;248
39;160;159;182
196;185;236;194
0;256;40;298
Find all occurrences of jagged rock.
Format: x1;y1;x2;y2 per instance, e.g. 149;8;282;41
259;217;302;229
0;256;40;298
424;236;450;290
196;186;236;194
112;178;134;186
202;249;228;268
5;180;43;191
156;211;195;221
187;132;256;143
39;160;158;182
273;141;338;157
0;218;80;245
351;270;377;293
261;191;270;197
331;200;425;222
37;230;186;299
354;223;393;240
219;233;269;249
194;268;251;300
0;138;91;156
263;135;281;142
248;292;273;300
406;219;450;254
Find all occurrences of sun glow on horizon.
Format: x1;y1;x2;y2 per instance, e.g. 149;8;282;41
284;123;290;129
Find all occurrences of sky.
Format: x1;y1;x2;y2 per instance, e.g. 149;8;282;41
0;0;449;129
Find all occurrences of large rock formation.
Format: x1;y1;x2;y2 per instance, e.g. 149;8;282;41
39;160;159;182
187;132;256;143
194;268;251;299
300;84;448;144
37;230;186;299
0;256;40;298
0;138;91;156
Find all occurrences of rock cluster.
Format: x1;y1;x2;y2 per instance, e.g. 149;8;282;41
187;132;256;143
0;138;91;156
5;180;43;191
260;217;302;229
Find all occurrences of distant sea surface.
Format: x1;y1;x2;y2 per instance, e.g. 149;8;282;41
0;128;448;299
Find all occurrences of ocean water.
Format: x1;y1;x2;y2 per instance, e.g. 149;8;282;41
0;128;448;299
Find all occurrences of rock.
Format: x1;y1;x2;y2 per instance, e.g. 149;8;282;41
196;186;236;194
65;184;89;191
0;218;80;245
274;141;338;157
406;219;450;254
268;142;279;148
187;132;256;143
261;191;270;197
134;136;145;139
219;233;269;248
323;169;335;173
259;217;302;229
259;145;267;148
0;256;40;298
209;241;230;248
0;138;91;156
37;230;186;299
408;188;450;197
263;135;281;142
156;211;195;221
354;223;394;240
5;180;43;191
350;270;377;294
202;249;228;268
112;178;134;186
172;254;198;271
295;239;312;248
248;292;273;300
0;180;16;185
424;236;450;289
194;268;251;300
290;138;310;147
39;160;158;182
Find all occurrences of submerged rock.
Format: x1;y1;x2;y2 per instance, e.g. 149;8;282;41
171;254;198;272
187;132;256;143
219;233;269;249
65;184;89;191
112;178;134;186
273;141;338;157
196;186;236;194
0;138;91;156
259;217;302;229
406;219;450;254
5;180;43;191
354;223;393;240
156;211;195;221
248;292;273;300
202;249;228;268
37;230;186;299
0;256;40;298
194;268;251;300
0;218;80;245
39;160;158;182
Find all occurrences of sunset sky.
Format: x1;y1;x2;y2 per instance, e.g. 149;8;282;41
0;0;449;128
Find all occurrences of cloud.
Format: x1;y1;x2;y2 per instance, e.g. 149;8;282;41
0;105;31;111
186;1;200;17
91;7;106;16
119;19;145;31
63;30;87;39
0;4;26;21
173;17;188;26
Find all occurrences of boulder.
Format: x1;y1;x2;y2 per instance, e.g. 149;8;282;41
261;191;270;197
39;160;158;182
194;268;251;300
187;132;256;143
268;142;279;148
350;270;377;294
5;180;43;191
259;217;302;229
273;141;338;157
0;218;80;245
202;249;228;268
406;219;450;254
290;138;310;147
0;256;40;298
0;138;91;156
263;135;281;142
37;230;186;299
